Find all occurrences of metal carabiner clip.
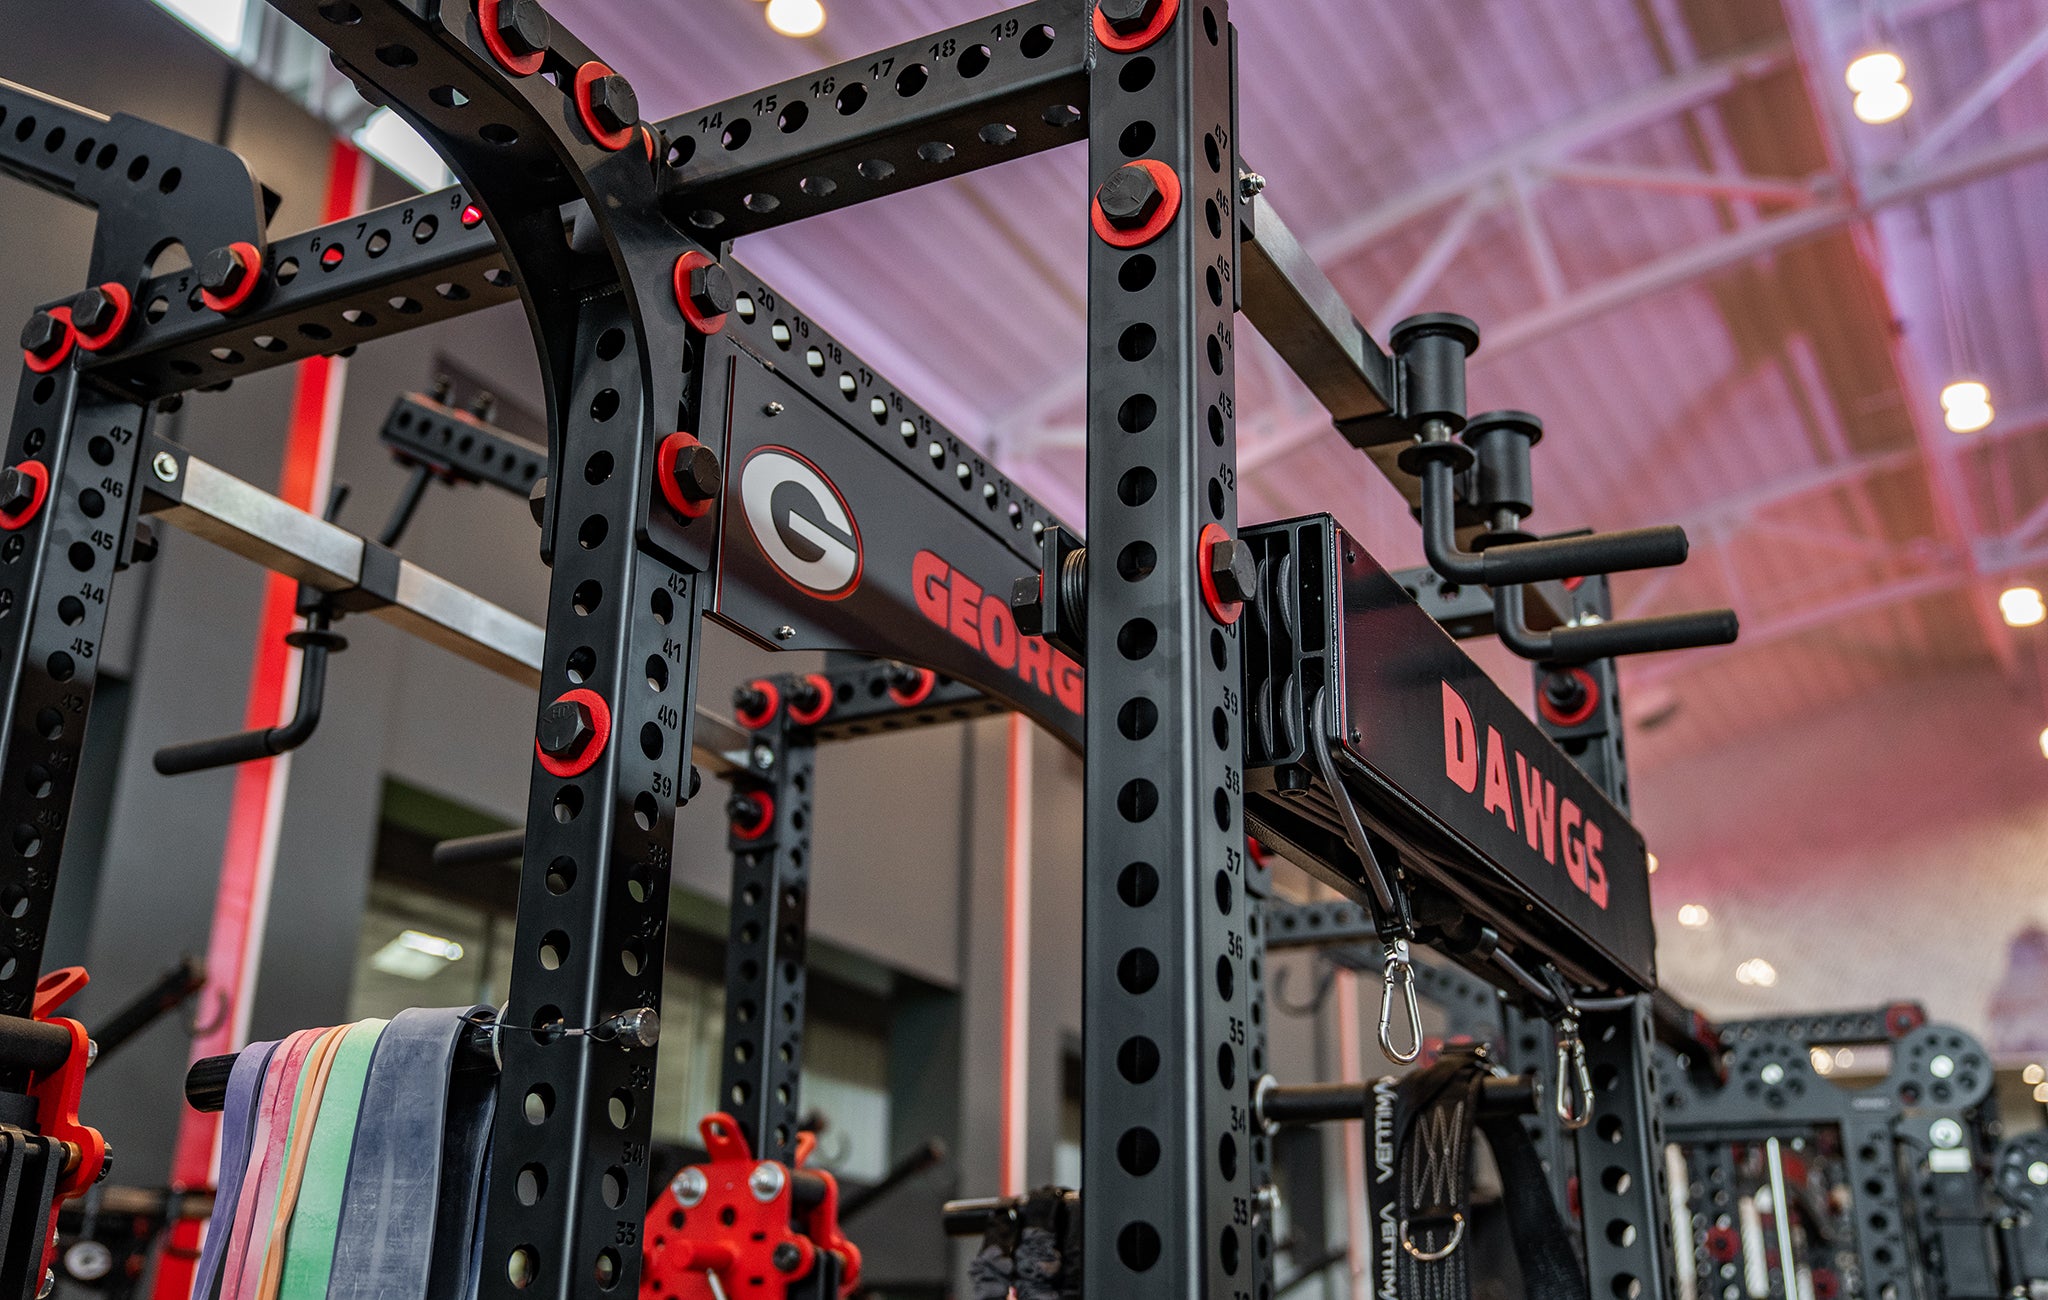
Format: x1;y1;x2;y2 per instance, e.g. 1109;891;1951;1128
1380;939;1424;1064
1553;1014;1594;1130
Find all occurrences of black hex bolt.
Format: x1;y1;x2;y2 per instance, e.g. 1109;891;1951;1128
68;288;117;337
1098;0;1163;35
771;1243;803;1274
586;73;639;135
538;698;595;758
0;468;34;515
1207;536;1258;605
1010;576;1047;637
686;262;735;318
726;793;763;823
198;246;249;298
733;684;770;716
671;442;722;507
19;312;64;359
1097;163;1164;230
1542;671;1589;717
495;0;552;55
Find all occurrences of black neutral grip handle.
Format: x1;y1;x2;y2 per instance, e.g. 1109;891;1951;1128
1480;525;1690;587
153;729;288;776
1547;608;1739;663
431;829;524;868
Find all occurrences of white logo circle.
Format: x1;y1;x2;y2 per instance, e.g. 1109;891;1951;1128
739;447;861;600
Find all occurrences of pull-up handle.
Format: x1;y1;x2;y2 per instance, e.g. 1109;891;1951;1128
153;621;343;774
154;484;353;776
1493;585;1738;665
1408;407;1690;587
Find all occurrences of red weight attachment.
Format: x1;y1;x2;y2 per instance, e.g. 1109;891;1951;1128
1536;667;1599;728
656;432;716;520
1093;0;1181;52
1705;1224;1739;1263
0;461;51;532
70;283;132;351
1090;159;1181;249
534;687;610;778
786;674;833;727
886;667;936;708
28;967;106;1283
199;243;263;315
641;1113;861;1300
730;792;776;842
477;0;545;76
574;62;635;152
1197;522;1243;626
672;251;729;335
22;307;73;375
735;679;780;730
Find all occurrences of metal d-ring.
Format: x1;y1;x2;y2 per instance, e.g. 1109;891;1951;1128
1380;940;1423;1064
1554;1013;1593;1130
1400;1212;1466;1261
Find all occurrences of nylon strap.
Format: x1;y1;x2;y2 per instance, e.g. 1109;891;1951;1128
326;1006;495;1300
1475;1110;1586;1300
1362;1049;1586;1300
276;1019;387;1300
224;1028;323;1300
193;1038;281;1300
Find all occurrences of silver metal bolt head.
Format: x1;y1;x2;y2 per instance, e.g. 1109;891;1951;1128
748;1161;787;1202
1931;1053;1955;1079
1760;1062;1785;1085
152;451;179;482
1929;1118;1963;1148
672;1166;708;1207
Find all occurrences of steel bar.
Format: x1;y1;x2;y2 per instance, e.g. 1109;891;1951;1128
138;439;544;688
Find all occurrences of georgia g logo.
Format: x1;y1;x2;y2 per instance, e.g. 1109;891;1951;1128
739;447;862;601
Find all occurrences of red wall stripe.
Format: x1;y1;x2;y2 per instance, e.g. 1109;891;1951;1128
154;139;366;1300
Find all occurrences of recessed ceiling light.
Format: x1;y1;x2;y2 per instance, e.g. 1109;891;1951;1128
1677;903;1711;929
1735;957;1778;987
369;929;467;979
1941;380;1993;433
2000;586;2045;628
766;0;825;37
2023;1063;2044;1085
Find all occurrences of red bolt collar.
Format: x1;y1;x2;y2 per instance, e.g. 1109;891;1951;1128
1091;159;1181;249
573;62;634;151
477;0;544;76
1094;0;1181;52
887;667;936;708
1537;667;1599;728
534;687;610;778
22;308;73;375
656;432;715;520
672;251;728;335
1197;522;1243;626
735;678;781;730
1884;1002;1926;1038
731;791;776;841
71;283;132;352
200;243;263;315
787;673;833;726
0;461;51;532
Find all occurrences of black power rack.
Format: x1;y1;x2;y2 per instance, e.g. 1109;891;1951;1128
0;2;1745;1297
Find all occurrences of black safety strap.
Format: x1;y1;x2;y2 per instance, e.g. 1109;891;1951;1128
1476;1109;1586;1300
1363;1048;1585;1300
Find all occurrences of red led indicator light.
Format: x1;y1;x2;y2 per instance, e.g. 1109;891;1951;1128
320;245;345;269
461;204;484;228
